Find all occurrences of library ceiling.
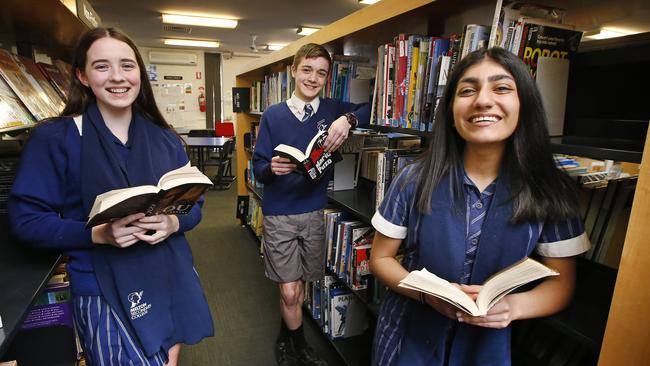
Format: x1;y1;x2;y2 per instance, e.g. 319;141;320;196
88;0;367;55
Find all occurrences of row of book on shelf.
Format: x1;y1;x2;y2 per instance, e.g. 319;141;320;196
247;55;375;113
0;49;70;131
370;1;583;135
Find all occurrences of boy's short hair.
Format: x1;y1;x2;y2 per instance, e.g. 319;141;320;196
292;43;332;70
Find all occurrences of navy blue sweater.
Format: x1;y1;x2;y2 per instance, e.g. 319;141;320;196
252;98;369;216
8;118;202;296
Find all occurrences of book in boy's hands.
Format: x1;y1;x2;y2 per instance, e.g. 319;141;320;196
398;257;559;316
274;129;342;181
86;164;213;228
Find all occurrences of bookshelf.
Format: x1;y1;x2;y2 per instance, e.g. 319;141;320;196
234;0;650;364
0;1;87;364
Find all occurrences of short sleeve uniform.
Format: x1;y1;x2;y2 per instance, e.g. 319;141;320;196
371;164;590;366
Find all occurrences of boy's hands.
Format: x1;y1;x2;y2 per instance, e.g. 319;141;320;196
271;156;297;175
323;116;351;152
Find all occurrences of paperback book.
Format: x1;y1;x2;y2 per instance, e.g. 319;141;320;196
86;164;213;228
398;257;559;316
274;129;342;181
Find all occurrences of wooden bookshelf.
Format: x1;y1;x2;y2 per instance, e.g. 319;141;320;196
233;0;650;364
0;1;89;363
0;0;87;62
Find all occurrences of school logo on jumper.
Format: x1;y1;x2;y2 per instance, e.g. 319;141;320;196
128;291;152;320
316;119;326;131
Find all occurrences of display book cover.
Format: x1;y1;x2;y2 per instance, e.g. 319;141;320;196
398;257;559;317
274;129;342;181
85;163;213;228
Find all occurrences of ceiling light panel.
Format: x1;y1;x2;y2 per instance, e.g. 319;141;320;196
164;39;220;48
162;14;237;29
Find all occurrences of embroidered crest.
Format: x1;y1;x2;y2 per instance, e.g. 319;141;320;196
128;290;152;320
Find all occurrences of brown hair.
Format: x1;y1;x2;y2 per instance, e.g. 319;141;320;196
62;27;172;130
292;43;332;71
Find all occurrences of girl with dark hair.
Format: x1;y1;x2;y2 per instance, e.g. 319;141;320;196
9;28;213;365
369;47;590;365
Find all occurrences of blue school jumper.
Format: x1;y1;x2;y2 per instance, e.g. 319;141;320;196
9;104;213;363
371;164;590;366
252;98;369;216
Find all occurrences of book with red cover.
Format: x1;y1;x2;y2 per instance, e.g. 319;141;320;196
274;129;342;181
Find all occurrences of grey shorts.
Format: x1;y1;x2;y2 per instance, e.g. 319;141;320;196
263;210;325;283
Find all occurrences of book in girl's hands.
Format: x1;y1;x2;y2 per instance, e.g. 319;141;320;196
86;164;213;228
398;257;559;316
274;129;342;181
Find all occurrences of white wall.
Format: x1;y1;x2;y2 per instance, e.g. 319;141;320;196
139;46;206;130
221;55;261;127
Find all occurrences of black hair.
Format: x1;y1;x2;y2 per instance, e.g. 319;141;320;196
410;47;579;222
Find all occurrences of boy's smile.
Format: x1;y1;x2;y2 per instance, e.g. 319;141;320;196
291;56;329;102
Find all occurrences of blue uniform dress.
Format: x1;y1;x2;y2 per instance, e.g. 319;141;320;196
371;163;591;366
9;106;212;365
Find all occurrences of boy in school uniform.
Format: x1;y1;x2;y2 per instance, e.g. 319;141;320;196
253;43;370;365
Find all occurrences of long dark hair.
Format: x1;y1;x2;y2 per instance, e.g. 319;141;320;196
411;47;578;222
61;27;171;129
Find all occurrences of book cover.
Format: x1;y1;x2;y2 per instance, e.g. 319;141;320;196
520;23;582;79
398;257;559;316
86;164;213;228
37;62;71;100
0;77;36;130
15;55;65;115
0;49;58;120
274;130;342;181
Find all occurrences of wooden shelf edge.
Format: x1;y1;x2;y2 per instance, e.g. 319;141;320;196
236;0;434;76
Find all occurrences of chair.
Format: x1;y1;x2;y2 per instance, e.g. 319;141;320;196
187;129;217;164
215;122;234;137
212;139;235;190
215;122;236;177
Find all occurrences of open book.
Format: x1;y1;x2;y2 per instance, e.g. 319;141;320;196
86;164;213;228
398;257;559;316
274;129;342;181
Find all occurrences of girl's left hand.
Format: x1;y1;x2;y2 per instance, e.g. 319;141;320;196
456;296;515;329
131;214;180;245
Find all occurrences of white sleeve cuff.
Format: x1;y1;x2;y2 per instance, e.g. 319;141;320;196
536;232;591;257
371;211;408;239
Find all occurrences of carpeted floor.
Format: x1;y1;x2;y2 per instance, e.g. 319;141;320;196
178;169;345;366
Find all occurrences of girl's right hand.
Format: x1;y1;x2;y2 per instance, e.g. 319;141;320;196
271;156;297;175
91;212;147;248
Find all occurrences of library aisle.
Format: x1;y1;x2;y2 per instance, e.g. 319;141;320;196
178;165;345;366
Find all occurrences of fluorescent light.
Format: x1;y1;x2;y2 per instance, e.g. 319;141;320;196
297;26;319;36
164;39;220;48
162;14;237;29
266;44;287;51
584;27;637;40
359;0;381;4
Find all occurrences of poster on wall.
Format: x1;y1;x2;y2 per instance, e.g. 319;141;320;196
146;64;157;81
